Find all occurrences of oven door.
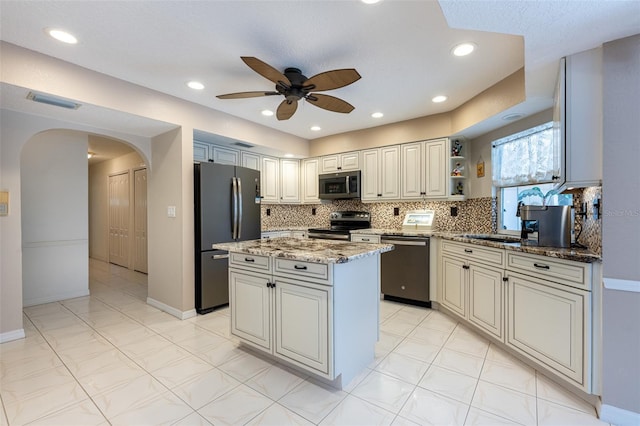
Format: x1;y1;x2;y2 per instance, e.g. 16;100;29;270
319;171;360;200
307;229;351;241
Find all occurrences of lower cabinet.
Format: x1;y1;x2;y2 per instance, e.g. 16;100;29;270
506;271;590;388
230;270;331;374
438;240;596;393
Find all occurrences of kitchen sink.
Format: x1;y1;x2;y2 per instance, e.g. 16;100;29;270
462;234;521;244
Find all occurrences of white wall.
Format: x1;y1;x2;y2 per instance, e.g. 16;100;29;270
21;130;89;306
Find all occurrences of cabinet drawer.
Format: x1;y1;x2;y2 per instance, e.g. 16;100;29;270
230;252;271;272
507;252;591;290
351;234;381;243
441;241;504;267
274;259;330;284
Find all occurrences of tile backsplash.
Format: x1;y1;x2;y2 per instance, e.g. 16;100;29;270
262;197;494;234
262;186;602;255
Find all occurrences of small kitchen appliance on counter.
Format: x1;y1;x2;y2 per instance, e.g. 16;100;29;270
520;205;571;248
308;210;371;240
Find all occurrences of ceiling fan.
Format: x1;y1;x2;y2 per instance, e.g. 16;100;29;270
217;57;361;121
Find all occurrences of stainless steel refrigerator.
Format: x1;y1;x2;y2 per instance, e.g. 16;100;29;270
194;162;261;314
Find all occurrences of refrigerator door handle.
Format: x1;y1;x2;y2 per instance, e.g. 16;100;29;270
232;177;238;239
237;177;243;239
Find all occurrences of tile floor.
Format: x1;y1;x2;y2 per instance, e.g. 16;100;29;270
0;259;608;425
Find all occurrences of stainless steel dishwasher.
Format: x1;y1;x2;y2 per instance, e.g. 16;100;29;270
380;235;430;307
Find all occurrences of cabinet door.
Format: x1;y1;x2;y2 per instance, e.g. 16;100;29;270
468;263;503;339
441;255;467;317
274;279;330;374
361;149;380;201
401;142;423;198
301;158;320;203
506;273;588;387
241;152;261;171
229;271;271;350
212;146;239;165
193;141;210;163
261;156;279;203
425;139;447;197
380;146;400;199
280;159;300;203
339;152;360;171
320;155;340;173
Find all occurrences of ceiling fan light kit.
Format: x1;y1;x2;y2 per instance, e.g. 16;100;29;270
217;57;361;121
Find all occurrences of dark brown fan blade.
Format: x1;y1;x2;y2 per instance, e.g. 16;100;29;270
241;57;291;86
216;91;280;99
303;69;361;92
306;93;355;113
277;100;298;121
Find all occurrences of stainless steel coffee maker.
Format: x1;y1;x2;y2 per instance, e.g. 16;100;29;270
519;205;571;248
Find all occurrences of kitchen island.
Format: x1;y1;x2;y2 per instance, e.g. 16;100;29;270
212;237;393;389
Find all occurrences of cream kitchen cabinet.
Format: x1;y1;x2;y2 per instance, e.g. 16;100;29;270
351;234;381;243
440;241;505;339
193;141;211;163
280;159;300;203
261;156;279;203
320;152;360;173
211;146;239;165
401;139;448;199
241;151;261;171
361;146;400;201
301;158;320;203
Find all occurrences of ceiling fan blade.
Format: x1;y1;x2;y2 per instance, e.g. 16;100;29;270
241;57;291;86
304;69;361;92
277;100;298;121
306;93;355;114
216;91;280;99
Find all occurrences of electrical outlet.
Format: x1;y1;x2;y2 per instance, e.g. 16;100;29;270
167;206;176;218
393;207;399;216
266;208;271;216
450;206;458;217
312;208;316;215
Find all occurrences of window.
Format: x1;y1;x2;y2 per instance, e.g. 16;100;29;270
492;122;571;233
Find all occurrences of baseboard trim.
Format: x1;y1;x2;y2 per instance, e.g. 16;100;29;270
23;289;90;307
600;403;640;425
147;297;196;320
0;328;26;344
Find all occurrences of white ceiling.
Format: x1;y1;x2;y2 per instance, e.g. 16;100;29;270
1;0;639;145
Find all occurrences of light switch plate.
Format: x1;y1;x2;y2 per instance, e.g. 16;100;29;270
167;206;176;218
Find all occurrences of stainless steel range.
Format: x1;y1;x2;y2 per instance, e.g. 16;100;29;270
307;211;371;241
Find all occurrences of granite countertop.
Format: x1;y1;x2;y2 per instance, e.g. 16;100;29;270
262;226;310;232
213;237;393;264
350;228;601;263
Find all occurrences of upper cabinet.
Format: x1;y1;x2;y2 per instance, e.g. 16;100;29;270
362;146;400;201
261;156;280;203
557;47;603;189
301;158;320;203
241;151;261;171
320;152;360;174
280;159;300;203
401;138;449;199
448;138;466;200
212;146;239;165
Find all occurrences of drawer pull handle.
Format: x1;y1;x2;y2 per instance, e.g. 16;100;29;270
245;257;255;263
362;238;370;242
534;263;550;269
464;249;473;253
294;265;308;270
462;265;470;270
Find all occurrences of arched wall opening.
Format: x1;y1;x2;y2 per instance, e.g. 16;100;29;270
20;128;150;306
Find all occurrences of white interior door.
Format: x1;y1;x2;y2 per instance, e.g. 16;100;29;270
134;168;147;273
109;172;129;267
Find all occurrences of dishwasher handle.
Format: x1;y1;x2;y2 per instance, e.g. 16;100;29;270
380;238;429;246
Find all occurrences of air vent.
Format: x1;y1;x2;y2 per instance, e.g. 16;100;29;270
233;142;255;149
27;92;81;110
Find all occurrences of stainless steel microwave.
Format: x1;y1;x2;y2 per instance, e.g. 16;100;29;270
319;171;361;200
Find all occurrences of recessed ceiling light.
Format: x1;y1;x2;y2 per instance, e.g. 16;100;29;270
187;81;205;90
502;113;524;121
261;109;274;117
361;0;381;4
452;42;476;57
432;95;448;103
284;154;295;158
46;28;77;44
310;126;321;131
371;112;384;118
